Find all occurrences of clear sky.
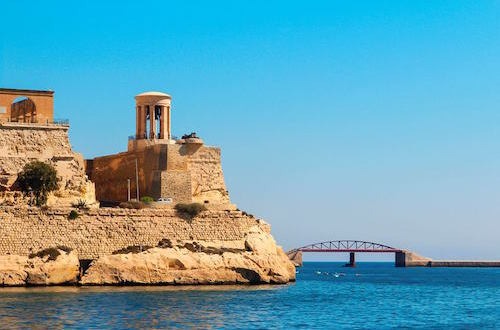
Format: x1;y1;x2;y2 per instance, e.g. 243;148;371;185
1;1;499;260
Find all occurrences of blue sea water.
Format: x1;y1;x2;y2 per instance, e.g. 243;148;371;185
0;262;498;329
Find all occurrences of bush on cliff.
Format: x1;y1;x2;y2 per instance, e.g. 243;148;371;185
119;201;146;209
29;246;72;261
71;199;88;210
68;210;79;220
174;203;207;218
140;196;154;204
17;161;59;206
112;245;152;255
157;238;173;248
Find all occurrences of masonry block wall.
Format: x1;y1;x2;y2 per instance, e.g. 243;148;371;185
0;207;269;260
188;146;230;204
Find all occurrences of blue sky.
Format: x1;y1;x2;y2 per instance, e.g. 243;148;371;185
1;1;500;260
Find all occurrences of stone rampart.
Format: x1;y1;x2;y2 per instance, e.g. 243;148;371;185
188;146;230;204
0;207;268;260
88;143;230;205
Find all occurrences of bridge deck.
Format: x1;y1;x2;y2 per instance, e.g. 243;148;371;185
299;249;402;253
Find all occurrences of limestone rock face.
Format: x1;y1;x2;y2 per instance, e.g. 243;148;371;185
245;225;279;255
0;248;80;286
81;230;296;285
0;255;28;286
0;126;97;208
26;250;80;285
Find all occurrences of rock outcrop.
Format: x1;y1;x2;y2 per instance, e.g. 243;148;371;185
0;255;28;286
0;125;97;208
25;249;80;285
0;248;79;286
81;228;295;285
0;228;295;286
0;207;295;286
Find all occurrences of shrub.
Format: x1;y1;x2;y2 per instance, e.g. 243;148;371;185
17;161;59;206
140;196;154;204
28;246;72;261
68;210;79;220
72;199;88;209
112;245;152;255
119;201;146;209
241;211;254;218
57;245;73;253
157;238;173;248
174;203;207;218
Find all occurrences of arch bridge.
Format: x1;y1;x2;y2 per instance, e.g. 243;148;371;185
286;240;428;267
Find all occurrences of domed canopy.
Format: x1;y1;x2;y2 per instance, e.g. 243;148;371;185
135;91;171;98
134;91;172;142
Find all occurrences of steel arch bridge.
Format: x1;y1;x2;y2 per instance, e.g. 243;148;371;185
286;240;406;267
290;240;403;254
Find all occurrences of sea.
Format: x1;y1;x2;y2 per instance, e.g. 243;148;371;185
0;262;498;329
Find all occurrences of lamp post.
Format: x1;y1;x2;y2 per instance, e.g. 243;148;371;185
135;158;139;200
127;179;131;201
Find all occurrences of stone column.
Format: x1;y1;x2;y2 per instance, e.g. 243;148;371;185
144;105;149;139
140;106;147;139
19;107;26;123
159;106;165;139
136;106;141;139
167;106;171;140
149;104;156;139
142;106;147;139
31;107;36;123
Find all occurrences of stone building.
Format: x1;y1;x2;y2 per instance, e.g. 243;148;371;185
86;91;232;207
0;88;97;207
0;88;55;124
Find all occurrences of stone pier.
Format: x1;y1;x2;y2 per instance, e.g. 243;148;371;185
395;250;432;267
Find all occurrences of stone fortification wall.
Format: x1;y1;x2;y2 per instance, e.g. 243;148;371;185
88;146;166;203
188;146;230;204
89;142;231;206
161;144;229;205
0;124;96;207
0;207;268;260
160;171;191;204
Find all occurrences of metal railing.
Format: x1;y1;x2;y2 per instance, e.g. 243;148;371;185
1;118;70;127
52;118;69;126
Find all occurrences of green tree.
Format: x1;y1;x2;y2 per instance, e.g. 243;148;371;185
17;161;59;206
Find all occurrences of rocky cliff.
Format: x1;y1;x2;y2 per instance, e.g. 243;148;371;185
0;207;295;286
0;248;79;286
0;227;295;286
0;124;96;207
